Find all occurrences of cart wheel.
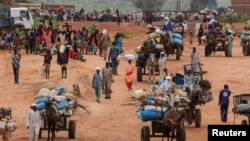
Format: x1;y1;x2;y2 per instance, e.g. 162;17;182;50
68;120;76;139
141;126;150;141
241;120;247;125
205;45;210;57
243;44;250;56
38;128;42;138
194;109;201;128
176;127;186;141
137;67;143;82
224;44;228;57
176;45;180;60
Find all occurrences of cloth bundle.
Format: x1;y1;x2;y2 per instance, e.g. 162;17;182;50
34;86;77;117
0;119;18;140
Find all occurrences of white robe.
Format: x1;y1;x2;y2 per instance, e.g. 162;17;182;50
194;22;200;36
191;51;200;73
27;109;41;141
158;56;167;80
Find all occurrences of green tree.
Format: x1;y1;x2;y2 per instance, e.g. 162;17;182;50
130;0;166;11
190;0;217;12
0;0;4;4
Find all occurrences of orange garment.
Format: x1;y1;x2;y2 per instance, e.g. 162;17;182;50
125;63;134;89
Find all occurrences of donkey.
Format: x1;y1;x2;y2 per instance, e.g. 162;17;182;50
163;108;192;141
44;101;60;141
146;53;158;84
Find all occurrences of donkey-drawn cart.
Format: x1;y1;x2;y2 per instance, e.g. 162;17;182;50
232;94;250;125
204;34;229;57
139;106;189;141
39;115;76;139
172;63;213;127
141;120;186;141
136;48;160;82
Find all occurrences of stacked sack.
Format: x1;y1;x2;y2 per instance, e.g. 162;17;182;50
0;109;18;140
35;86;77;117
135;87;170;122
135;83;192;122
171;32;183;46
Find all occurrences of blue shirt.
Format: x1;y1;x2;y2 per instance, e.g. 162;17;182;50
108;46;119;60
163;22;172;32
219;88;231;105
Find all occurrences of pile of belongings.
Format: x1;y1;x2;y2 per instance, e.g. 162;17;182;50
233;95;250;116
135;84;190;122
0;108;17;140
200;8;218;15
34;86;77;117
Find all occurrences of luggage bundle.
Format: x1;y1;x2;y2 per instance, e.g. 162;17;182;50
135;87;174;122
0;110;17;140
171;32;183;45
136;96;167;122
34;86;77;117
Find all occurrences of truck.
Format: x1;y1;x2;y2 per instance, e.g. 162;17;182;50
10;7;34;30
0;6;33;30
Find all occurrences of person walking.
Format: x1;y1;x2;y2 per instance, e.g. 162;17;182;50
27;103;41;141
43;50;53;79
125;60;135;91
194;20;201;36
197;24;204;45
191;47;200;73
25;31;30;54
99;29;110;60
158;51;167;81
55;37;61;64
114;32;123;54
108;42;119;75
12;48;21;84
60;47;69;78
92;67;103;103
226;30;233;57
102;62;114;99
218;84;231;122
30;28;37;54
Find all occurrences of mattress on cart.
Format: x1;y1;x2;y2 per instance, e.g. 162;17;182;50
234;104;250;113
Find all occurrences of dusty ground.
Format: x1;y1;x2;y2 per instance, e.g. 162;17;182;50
0;21;249;141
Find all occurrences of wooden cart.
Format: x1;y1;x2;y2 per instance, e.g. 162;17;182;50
232;94;250;125
39;115;76;139
141;120;186;141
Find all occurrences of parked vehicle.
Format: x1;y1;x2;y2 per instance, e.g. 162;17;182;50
10;7;34;30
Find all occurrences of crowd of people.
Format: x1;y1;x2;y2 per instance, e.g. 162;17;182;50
2;8;239;140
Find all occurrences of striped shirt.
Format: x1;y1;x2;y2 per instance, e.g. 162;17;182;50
12;52;21;68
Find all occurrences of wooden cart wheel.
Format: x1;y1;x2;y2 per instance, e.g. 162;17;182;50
141;126;150;141
176;45;181;60
224;44;228;57
176;127;186;141
243;44;250;56
205;45;210;57
247;45;250;55
137;67;143;82
194;109;201;128
68;120;76;139
241;120;247;125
